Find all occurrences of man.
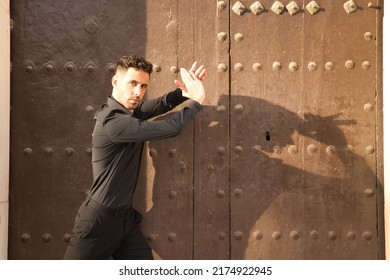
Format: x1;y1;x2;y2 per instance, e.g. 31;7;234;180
64;55;206;259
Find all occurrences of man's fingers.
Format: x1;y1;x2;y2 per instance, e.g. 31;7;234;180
189;61;198;72
194;65;204;77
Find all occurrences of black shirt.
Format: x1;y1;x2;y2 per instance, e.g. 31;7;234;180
89;88;202;208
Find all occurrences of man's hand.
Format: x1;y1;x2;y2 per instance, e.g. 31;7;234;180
174;62;207;102
177;67;206;104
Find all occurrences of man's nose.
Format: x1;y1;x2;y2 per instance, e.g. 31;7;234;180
133;85;142;96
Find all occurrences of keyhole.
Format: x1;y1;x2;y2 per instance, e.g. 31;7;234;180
265;131;271;141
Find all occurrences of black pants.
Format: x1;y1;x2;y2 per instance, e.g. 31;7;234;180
64;197;153;260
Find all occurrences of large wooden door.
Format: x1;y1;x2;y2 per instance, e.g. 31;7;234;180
9;0;383;259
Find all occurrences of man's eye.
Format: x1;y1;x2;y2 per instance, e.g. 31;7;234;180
130;81;138;86
141;84;148;89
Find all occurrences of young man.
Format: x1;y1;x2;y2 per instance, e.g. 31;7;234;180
64;55;206;259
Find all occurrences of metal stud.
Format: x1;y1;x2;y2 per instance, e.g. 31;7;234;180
23;148;33;156
218;63;228;72
43;61;56;73
63;234;72;243
168;232;177;242
273;146;282;155
253;231;263;240
345;60;355;69
86;148;92;157
219;232;227;240
180;161;187;173
217;147;227;156
234;231;244;240
271;1;285;15
289;62;298;72
42;233;52;243
25;65;35;73
168;148;177;158
234;189;243;198
345;145;354;154
306;1;320;15
347;231;356;240
290;231;300;240
168;190;178;200
364;103;374;112
364;188;374;197
328;231;337;240
65;148;74;157
44;147;54;157
149;148;158;158
288;145;298;155
84;61;96;74
250;1;265;15
273;61;282;71
234;63;244;72
217;32;227;42
365;146;375;154
272;231;282;240
234;104;244;113
147;233;158;242
85;105;95;112
252;63;262;72
217;1;227;12
64;62;76;73
325;62;334;71
362;61;371;70
234;145;244;154
364;32;373;41
307;144;318;155
170;66;179;73
107;63;116;73
217;105;227;114
326;145;336;155
344;0;358;14
310;230;319;240
152;65;161;72
234;33;244;42
308;62;317;71
217;189;226;198
286;1;300;15
362;231;372;240
21;233;31;243
252;145;262;155
232;1;246;16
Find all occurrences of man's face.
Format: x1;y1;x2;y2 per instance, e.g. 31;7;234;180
112;67;150;112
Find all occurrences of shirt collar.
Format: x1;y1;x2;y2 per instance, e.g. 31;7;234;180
107;96;133;116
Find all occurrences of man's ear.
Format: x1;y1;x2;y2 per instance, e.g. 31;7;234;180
111;75;118;88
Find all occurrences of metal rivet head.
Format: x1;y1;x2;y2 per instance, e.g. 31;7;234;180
252;145;262;155
23;148;33;156
273;62;282;71
107;63;116;73
44;147;54;157
345;60;355;69
345;145;354;154
364;103;374;112
217;147;226;156
289;62;298;72
271;1;285;14
149;148;157;158
218;63;228;72
217;32;227;42
310;230;319;240
170;66;179;73
272;231;282;240
307;144;318;155
286;1;300;15
65;148;74;157
168;232;177;242
347;231;356;240
273;146;282;155
63;234;72;243
254;231;263;240
180;161;187;173
364;32;373;41
250;1;265;15
217;189;226;198
147;233;157;242
252;63;262;72
325;62;334;71
234;189;243;198
85;105;95;112
362;231;372;240
86;148;92;157
362;61;371;70
168;190;178;200
232;1;246;15
65;62;76;73
21;233;31;243
234;33;244;42
43;62;56;73
364;188;374;197
168;148;177;158
217;105;227;114
365;146;375;154
328;231;337;240
234;145;244;154
308;62;317;71
288;145;298;155
290;231;300;240
234;104;244;113
217;1;227;12
344;0;358;14
234;231;244;240
151;65;161;73
218;232;227;240
306;1;320;15
42;233;52;243
234;63;244;72
326;145;336;155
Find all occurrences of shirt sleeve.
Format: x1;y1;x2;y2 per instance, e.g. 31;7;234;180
103;101;202;142
135;88;188;120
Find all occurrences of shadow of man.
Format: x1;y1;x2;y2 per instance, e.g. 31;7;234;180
134;94;380;260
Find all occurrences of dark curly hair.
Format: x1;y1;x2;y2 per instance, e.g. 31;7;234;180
116;55;153;74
